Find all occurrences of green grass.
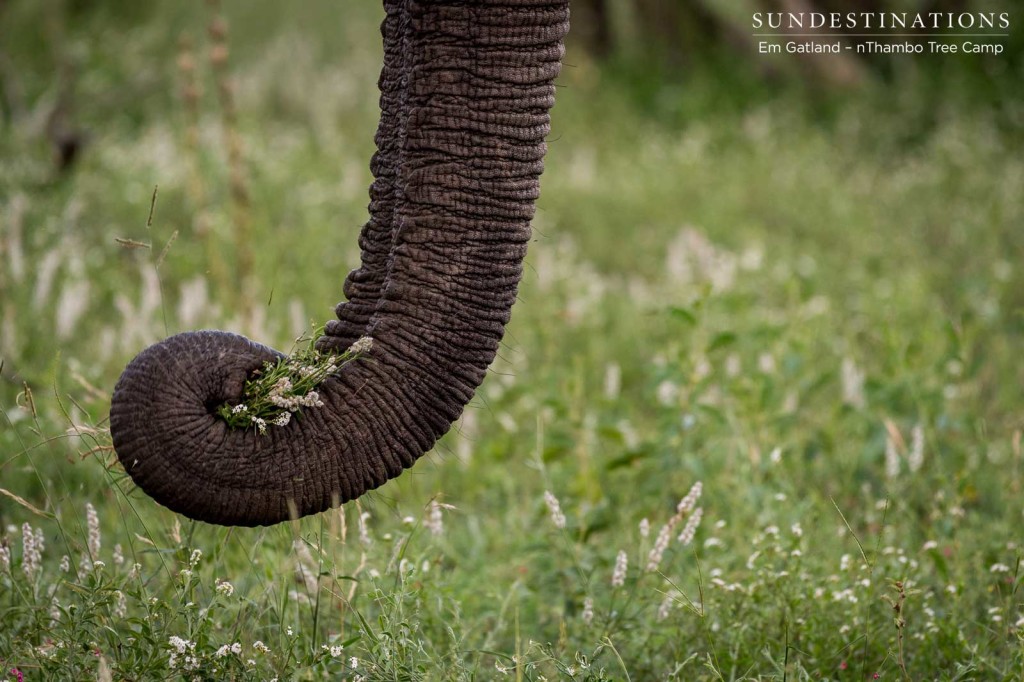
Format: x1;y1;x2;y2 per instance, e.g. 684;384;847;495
2;2;1024;680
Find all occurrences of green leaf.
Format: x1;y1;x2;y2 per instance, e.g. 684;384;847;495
669;306;698;325
708;332;737;352
605;448;651;470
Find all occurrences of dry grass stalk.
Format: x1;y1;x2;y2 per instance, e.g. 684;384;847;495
205;0;255;330
176;32;229;293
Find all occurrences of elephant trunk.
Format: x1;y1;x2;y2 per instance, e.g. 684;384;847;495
109;0;570;526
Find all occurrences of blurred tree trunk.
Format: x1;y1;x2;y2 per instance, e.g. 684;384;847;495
569;0;1003;93
762;0;866;88
633;0;721;68
573;0;614;58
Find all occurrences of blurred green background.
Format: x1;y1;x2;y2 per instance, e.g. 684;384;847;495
2;0;1024;679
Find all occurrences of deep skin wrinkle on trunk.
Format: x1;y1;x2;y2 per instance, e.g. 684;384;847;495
108;0;571;527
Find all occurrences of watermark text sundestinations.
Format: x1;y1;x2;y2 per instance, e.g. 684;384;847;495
751;11;1010;31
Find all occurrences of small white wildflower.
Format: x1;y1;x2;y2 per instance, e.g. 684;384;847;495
86;502;101;557
189;549;202;567
603;362;621;400
639;518;650;538
0;545;9;572
271;377;293;395
179;568;192;582
581;596;594;625
330;645;343;657
790;523;803;538
270;394;298;410
841;357;866;409
677;508;703;546
215;579;235;597
113;590;127;618
93;560;105;570
231;404;248;414
832;588;858;604
922;540;938;551
253;640;271;654
358;510;372;546
59;554;70;572
302;391;324;408
840;554;852;571
656;379;679;406
22;523;43;580
769;447;782;464
113;543;124;566
885;432;900;479
657;593;674;621
647;522;674;572
676;481;702;515
251;416;267;434
543;490;566;529
272;411;292;427
349;336;374;355
350;656;359;669
215;645;232;658
286;626;293;636
168;636;193;654
764;524;780;537
427;499;444;537
990;563;1011;573
402;516;415;525
704;537;723;548
612;550;628;587
908;424;925;472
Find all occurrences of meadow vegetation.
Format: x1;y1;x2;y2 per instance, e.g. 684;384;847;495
1;1;1023;679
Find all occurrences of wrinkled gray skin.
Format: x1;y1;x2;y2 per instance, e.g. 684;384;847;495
109;0;570;526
